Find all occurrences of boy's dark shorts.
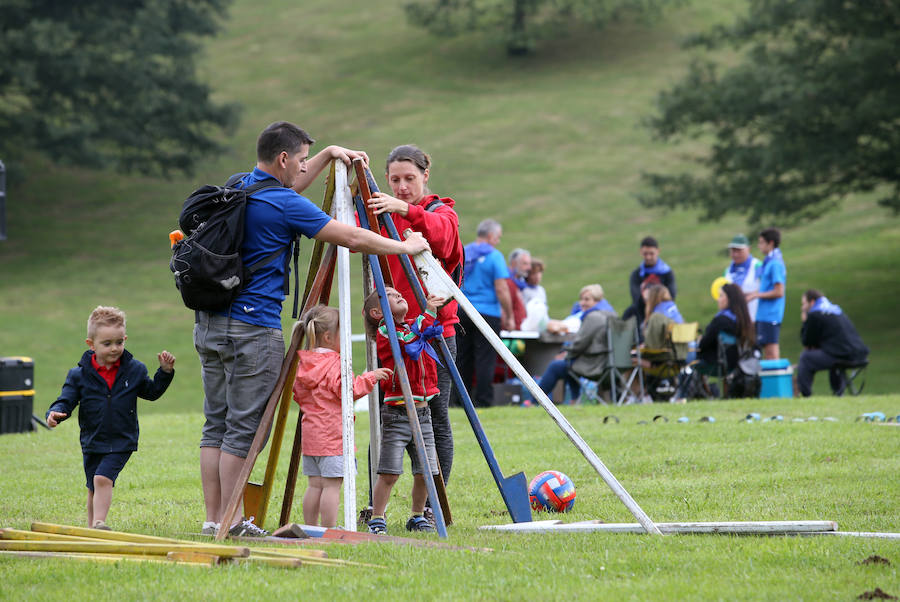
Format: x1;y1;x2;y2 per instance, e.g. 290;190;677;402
83;452;133;491
756;321;781;346
377;404;439;476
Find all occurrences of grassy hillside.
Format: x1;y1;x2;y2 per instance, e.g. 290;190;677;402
1;0;898;413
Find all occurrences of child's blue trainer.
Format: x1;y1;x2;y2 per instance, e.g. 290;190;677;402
406;515;436;533
367;517;387;535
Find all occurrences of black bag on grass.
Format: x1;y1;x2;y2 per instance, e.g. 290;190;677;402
725;346;762;399
170;173;284;313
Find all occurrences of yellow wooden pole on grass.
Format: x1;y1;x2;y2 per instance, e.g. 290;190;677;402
166;551;221;565
247;547;327;559
0;528;100;542
19;523;370;568
0;550;216;567
0;540;249;558
31;522;190;544
28;523;337;559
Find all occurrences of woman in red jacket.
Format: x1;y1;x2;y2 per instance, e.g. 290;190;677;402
368;144;463;489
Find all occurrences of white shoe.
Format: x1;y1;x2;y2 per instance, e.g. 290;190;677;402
200;521;220;536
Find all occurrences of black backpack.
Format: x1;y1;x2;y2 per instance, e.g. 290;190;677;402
170;173;289;313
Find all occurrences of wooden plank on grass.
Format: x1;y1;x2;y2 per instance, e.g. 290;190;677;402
477;520;563;531
479;521;839;535
800;531;900;540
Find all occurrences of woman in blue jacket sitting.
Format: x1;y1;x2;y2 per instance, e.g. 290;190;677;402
673;283;754;400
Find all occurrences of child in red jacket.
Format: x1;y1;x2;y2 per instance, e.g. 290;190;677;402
292;305;391;528
362;287;445;534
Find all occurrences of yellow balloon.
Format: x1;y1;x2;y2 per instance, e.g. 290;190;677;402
710;276;729;301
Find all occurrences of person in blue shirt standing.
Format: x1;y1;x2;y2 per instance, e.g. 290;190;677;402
747;228;786;359
195;121;430;538
622;236;677;328
455;219;513;407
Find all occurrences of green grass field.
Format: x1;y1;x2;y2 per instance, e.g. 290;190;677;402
1;0;899;598
1;399;898;600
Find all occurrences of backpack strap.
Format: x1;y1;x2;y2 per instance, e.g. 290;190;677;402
422;196;464;287
228;173;298;305
224;172;246;188
241;176;282;195
238;174;287;275
422;197;446;212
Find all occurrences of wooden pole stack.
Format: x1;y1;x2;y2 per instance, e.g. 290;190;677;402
0;523;375;569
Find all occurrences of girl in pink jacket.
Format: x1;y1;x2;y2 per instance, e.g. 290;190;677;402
292;305;391;527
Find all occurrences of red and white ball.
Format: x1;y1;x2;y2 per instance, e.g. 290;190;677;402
528;470;576;513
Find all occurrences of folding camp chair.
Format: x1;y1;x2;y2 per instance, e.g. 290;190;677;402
832;359;868;396
643;321;698;401
604;317;644;405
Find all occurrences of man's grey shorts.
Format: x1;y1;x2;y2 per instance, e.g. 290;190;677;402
302;455;346;478
194;312;283;458
377;404;439;476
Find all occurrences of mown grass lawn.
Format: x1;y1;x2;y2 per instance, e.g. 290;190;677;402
1;396;897;600
2;0;899;598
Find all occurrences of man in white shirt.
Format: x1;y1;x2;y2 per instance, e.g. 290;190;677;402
724;234;762;320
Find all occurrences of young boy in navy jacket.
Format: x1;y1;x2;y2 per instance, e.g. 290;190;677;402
46;306;175;529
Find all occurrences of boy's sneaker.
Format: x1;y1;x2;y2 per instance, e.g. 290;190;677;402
366;517;387;535
227;516;268;538
92;520;111;531
406;515;436;533
200;521;220;536
423;506;436;527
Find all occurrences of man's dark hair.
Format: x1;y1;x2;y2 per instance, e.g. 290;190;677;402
640;236;659;248
257;121;315;163
804;289;823;303
759;227;781;247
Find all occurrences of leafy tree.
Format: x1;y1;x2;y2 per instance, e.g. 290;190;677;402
0;0;238;175
640;1;900;224
405;0;674;56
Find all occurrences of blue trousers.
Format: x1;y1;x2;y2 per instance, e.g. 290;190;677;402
538;359;581;404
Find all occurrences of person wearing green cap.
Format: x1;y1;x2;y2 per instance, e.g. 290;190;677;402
723;234;762;320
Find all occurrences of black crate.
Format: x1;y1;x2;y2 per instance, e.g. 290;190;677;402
0;394;34;434
0;356;34;392
491;382;523;406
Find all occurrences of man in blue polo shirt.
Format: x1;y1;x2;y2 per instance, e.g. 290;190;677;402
456;218;513;407
747;228;786;359
196;121;429;537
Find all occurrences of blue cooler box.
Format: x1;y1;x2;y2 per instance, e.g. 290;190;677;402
760;358;793;398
